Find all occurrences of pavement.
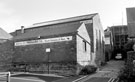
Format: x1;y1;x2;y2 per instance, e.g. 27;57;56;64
99;60;124;78
78;60;125;82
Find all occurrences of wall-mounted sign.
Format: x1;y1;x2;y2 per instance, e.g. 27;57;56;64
15;36;72;46
105;37;110;44
46;48;51;52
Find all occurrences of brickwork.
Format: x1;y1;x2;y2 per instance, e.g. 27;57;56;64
12;14;105;74
13;34;77;74
14;34;76;63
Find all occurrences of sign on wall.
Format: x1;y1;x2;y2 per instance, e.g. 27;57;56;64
105;37;110;44
15;36;72;46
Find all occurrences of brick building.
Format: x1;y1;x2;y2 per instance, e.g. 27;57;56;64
109;25;128;59
12;13;105;73
0;27;13;66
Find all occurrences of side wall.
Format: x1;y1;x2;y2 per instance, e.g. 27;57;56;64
13;33;77;63
76;23;91;66
93;14;105;67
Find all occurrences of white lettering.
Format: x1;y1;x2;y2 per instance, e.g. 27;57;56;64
15;36;72;46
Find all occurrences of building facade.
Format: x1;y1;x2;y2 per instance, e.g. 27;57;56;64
12;13;105;74
126;7;135;38
109;25;128;59
104;27;113;61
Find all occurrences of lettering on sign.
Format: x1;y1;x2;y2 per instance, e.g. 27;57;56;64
15;36;72;46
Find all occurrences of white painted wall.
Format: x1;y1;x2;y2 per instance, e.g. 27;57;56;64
92;14;105;66
76;23;91;66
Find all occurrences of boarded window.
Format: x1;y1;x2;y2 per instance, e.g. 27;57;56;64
83;40;87;52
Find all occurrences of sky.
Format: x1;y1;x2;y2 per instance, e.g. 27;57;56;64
0;0;134;33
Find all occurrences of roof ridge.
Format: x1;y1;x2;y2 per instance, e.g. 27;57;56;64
30;13;97;28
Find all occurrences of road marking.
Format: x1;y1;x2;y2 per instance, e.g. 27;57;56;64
108;78;113;82
72;75;88;82
111;78;115;82
11;77;45;82
108;78;116;82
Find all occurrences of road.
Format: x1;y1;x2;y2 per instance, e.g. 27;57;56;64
9;73;85;82
7;73;118;82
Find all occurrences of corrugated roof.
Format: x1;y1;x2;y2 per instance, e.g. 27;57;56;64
14;22;82;40
0;28;12;39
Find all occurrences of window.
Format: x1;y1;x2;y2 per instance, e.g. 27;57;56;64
83;40;87;52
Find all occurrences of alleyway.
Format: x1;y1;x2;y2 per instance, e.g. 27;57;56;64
99;60;125;78
79;60;125;82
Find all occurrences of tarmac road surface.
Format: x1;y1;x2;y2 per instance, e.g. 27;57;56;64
10;73;63;82
9;73;86;82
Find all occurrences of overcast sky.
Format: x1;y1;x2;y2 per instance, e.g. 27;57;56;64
0;0;134;33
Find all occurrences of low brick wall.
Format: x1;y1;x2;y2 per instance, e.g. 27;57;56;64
11;62;77;75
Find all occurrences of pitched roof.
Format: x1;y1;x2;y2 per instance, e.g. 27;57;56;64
14;13;97;40
0;28;12;39
14;22;82;40
31;13;97;28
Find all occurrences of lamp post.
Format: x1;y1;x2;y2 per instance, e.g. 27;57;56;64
46;48;51;74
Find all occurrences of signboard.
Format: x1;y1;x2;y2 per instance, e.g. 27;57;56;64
15;36;72;46
46;48;51;52
105;37;110;44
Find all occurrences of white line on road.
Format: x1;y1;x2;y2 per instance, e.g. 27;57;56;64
108;78;113;82
72;75;88;82
108;78;116;82
111;78;115;82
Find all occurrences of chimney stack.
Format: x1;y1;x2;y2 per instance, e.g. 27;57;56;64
21;26;24;33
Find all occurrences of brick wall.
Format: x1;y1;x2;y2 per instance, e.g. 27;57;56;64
0;40;14;71
13;34;76;63
13;34;77;74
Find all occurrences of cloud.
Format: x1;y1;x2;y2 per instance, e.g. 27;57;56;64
0;2;22;33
